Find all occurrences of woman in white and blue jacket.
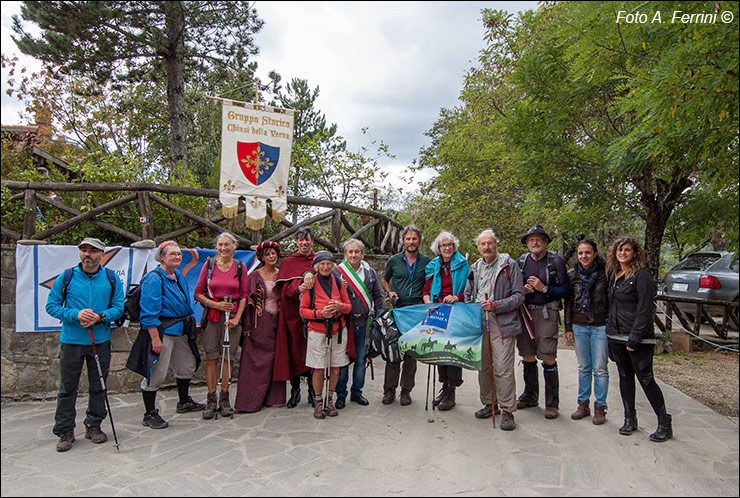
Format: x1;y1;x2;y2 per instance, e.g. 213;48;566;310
423;230;470;411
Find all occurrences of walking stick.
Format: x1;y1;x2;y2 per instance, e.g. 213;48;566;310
425;363;431;411
88;328;120;452
322;318;334;416
216;295;233;419
484;293;496;428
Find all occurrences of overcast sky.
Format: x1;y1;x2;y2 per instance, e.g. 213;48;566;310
1;1;539;190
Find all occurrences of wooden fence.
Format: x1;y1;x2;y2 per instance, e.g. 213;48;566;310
1;181;404;254
654;295;739;340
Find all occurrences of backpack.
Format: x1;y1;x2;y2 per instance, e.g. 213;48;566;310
62;266;117;307
114;271;164;327
367;309;402;364
301;273;344;326
518;250;560;286
204;256;243;298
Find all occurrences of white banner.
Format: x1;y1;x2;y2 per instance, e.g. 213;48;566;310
14;245;259;332
219;102;294;230
15;245;154;332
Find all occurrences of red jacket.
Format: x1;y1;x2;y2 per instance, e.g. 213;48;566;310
299;277;352;334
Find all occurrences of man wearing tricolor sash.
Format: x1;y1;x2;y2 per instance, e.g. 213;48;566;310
333;239;385;409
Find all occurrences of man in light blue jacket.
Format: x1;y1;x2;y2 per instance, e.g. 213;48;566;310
46;238;124;452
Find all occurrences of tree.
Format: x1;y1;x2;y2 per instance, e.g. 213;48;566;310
277;78;340;221
12;1;264;175
504;1;738;275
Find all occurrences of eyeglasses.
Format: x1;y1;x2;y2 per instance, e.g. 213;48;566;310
439;243;454;249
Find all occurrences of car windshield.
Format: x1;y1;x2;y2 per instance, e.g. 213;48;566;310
671;253;722;272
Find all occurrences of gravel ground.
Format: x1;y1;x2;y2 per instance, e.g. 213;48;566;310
558;334;739;422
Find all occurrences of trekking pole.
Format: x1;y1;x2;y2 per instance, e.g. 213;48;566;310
484;293;496;428
216;295;233;419
322;318;333;416
88;327;120;453
432;364;437;411
425;363;431;411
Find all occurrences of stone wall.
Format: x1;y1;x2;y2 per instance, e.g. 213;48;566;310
0;245;391;401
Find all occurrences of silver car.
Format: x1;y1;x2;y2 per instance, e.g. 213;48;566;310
663;251;739;321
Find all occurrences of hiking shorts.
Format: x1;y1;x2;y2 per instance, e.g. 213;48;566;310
305;329;350;369
202;314;242;361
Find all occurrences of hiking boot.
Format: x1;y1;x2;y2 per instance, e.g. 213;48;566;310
335;397;346;410
326;398;339;417
649;414;673;442
313;400;326;419
56;430;75;452
84;425;107;444
399;390;412;406
437;387;456;411
516;396;539;409
500;410;516;431
592;403;607;425
382;390;395;405
142;409;169;429
176;397;206;413
544;406;559;419
202;392;218;420
218;390;234;418
307;382;316;407
475;405;493;419
571;400;591;420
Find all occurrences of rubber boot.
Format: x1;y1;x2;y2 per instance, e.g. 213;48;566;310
543;362;559;419
218;390;234;418
287;376;301;408
619;403;638;435
649;410;673;442
202;392;218;420
516;360;539;409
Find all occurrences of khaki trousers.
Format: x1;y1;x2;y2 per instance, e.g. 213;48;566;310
383;356;417;394
478;324;517;413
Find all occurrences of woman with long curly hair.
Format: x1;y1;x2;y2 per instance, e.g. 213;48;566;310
605;236;672;442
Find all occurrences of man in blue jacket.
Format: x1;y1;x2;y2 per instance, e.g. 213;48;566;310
46;238;124;452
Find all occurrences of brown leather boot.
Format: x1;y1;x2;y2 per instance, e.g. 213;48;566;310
592;403;607;425
202;392;218;420
313;399;326;419
570;400;590;420
218;390;234;418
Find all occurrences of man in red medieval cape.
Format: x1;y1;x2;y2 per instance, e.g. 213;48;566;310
274;227;316;407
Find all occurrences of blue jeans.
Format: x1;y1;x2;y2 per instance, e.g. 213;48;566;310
336;325;367;399
572;324;609;408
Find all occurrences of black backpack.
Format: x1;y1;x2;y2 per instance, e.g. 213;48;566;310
368;309;402;364
518;250;561;286
115;272;163;327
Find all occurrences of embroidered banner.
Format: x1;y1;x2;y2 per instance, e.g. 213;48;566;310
219;102;294;229
14;245;257;332
393;303;483;370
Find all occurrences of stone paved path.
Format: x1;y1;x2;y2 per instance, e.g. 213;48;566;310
1;349;738;496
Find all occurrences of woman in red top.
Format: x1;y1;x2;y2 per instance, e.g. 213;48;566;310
299;251;352;419
194;232;248;419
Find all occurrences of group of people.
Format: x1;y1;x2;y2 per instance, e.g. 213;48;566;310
46;223;674;452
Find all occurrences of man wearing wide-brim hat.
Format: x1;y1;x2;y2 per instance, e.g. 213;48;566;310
515;225;570;419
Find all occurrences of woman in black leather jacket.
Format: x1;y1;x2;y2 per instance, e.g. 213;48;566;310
605;236;672;442
564;240;609;425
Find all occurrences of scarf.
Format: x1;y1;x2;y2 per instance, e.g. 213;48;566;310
577;263;599;312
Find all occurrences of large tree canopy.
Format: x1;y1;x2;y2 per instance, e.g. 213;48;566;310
12;0;264;174
412;1;739;274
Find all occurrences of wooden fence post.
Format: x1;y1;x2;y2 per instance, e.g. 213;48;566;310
23;189;36;239
137;192;154;240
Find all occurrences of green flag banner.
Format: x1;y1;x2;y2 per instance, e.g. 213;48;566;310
394;303;483;370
